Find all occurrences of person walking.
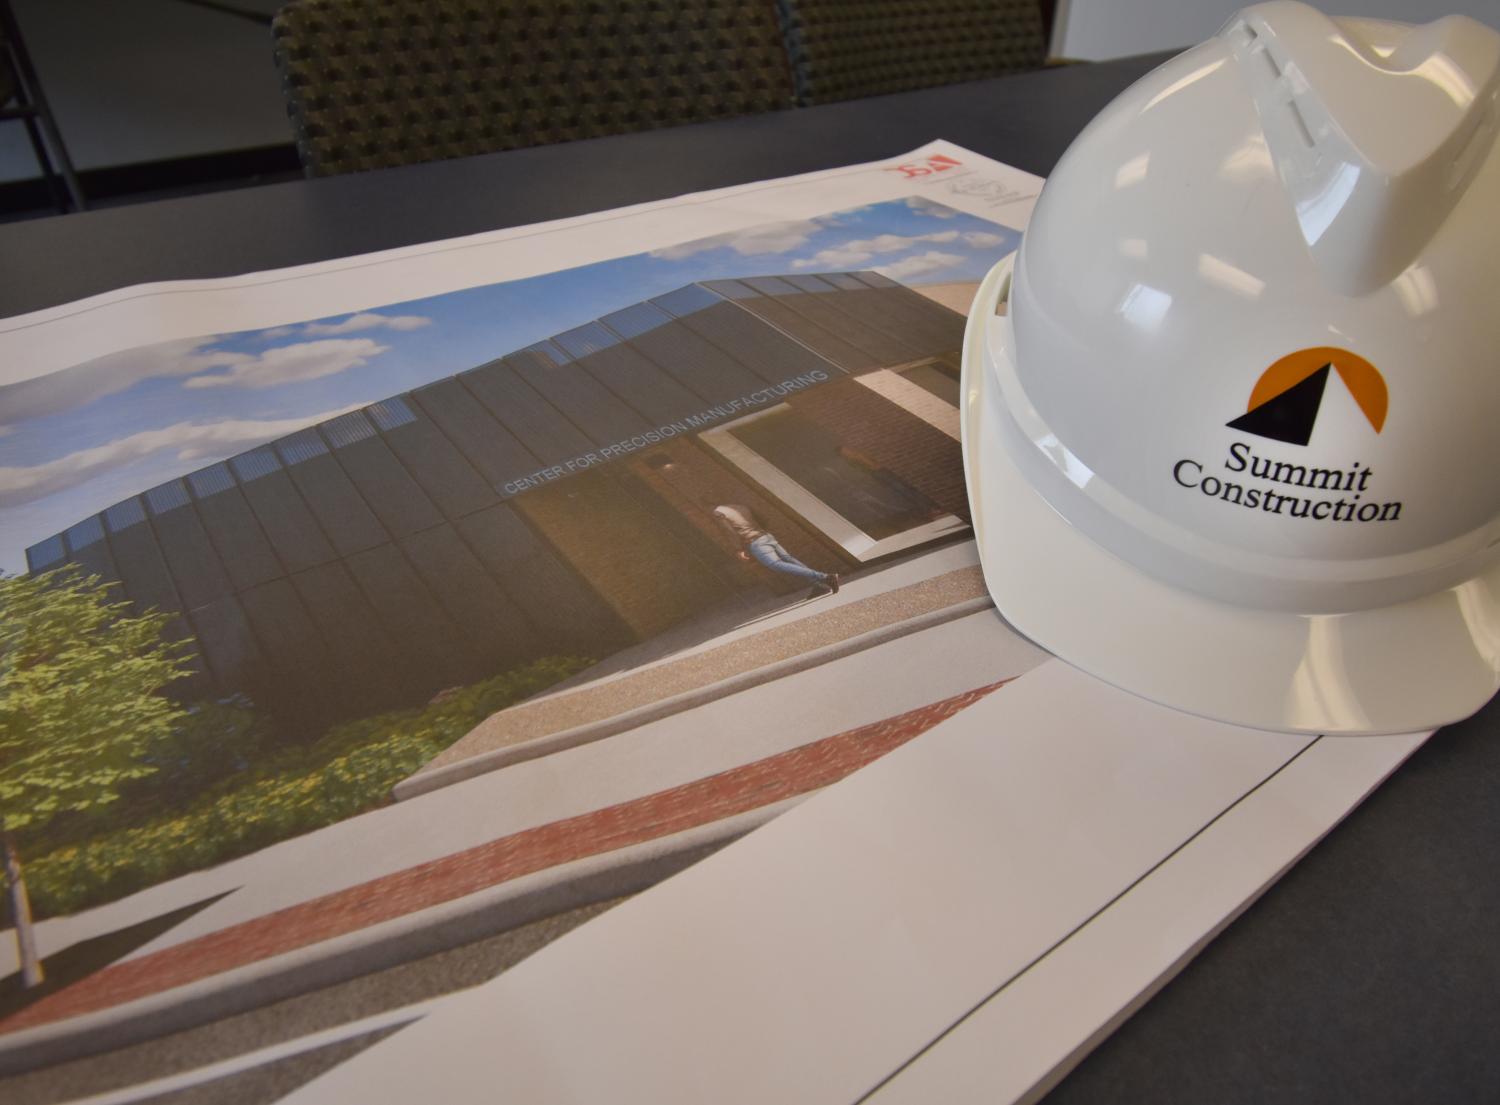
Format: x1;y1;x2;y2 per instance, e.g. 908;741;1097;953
709;502;840;597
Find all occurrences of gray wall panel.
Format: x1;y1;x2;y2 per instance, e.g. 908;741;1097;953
24;535;66;574
705;279;881;371
163;617;212;700
400;524;536;673
289;561;404;691
185;594;266;695
187;468;284;592
797;274;964;355
411;377;539;489
461;358;594;466
370;397;499;520
455;503;630;657
507;344;652;447
344;542;472;687
571;342;706;427
857;276;967;351
275;437;390;557
321;414;445;539
238;578;331;676
604;312;765;407
899;281;972;339
742;275;927;364
658;294;843;384
62;515;119;585
235;465;339;573
103;498;183;616
145;481;234;612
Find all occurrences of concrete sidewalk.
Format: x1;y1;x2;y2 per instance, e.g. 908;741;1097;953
407;546;990;789
0;681;1009;1073
0;543;1049;1074
3;545;1032;984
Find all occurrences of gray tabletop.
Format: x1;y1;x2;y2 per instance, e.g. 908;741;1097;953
2;52;1496;1105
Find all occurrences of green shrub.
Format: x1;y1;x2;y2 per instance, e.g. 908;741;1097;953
18;656;591;919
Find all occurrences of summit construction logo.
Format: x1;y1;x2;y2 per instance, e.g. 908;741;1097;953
1226;347;1387;446
1169;348;1402;525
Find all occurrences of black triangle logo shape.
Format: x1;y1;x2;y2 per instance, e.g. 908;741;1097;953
1226;364;1330;446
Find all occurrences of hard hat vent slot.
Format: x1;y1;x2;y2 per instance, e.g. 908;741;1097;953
1226;18;1256;49
1259;47;1283;80
994;267;1013;313
1286;101;1316;148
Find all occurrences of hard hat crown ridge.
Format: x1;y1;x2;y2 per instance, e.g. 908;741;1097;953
961;2;1500;735
1227;2;1500;293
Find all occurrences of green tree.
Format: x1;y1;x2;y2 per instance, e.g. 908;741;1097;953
0;566;192;987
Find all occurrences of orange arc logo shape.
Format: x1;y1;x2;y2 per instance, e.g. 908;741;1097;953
1248;347;1387;432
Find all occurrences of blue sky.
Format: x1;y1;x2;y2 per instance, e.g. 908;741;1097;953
0;196;1019;573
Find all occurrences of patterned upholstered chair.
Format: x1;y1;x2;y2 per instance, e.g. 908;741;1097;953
775;0;1047;107
271;0;796;177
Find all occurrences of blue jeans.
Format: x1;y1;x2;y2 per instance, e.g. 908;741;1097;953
747;534;828;584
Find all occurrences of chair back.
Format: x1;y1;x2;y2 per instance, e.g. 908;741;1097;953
776;0;1046;106
273;0;794;176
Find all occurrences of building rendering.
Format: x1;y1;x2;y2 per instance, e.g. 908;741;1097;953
26;271;971;724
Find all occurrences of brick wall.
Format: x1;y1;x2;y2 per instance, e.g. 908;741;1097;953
513;467;733;640
623;438;849;591
787;379;970;521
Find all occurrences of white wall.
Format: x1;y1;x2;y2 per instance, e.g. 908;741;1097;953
1055;0;1500;60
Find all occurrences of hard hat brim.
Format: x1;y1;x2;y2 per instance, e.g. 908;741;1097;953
961;258;1500;736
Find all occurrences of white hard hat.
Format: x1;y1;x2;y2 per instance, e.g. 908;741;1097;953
962;1;1500;735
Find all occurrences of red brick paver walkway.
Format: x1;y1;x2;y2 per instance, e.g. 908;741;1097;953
1;680;1008;1034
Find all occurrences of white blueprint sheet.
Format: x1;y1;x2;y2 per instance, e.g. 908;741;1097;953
283;661;1422;1103
0;144;1425;1103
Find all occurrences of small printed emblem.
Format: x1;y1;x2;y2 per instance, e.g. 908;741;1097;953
1169;348;1401;524
1227;347;1387;446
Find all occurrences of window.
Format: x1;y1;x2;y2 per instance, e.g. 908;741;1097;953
853;358;962;441
234;447;285;481
367;396;418;432
702;404;966;560
65;516;106;550
896;360;960;407
188;464;236;498
26;535;65;572
144;480;191;516
275;429;330;465
105;498;147;532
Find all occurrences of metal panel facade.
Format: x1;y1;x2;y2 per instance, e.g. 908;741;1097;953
601;302;764;407
232;448;340;573
655;283;843;384
461;356;595;466
32;273;966;720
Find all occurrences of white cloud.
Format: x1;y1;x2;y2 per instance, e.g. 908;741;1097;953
183;338;389;390
904;196;961;219
876;251;967;280
790;245;878;269
962;231;1006;247
0;337;238;424
651;219;823;260
0;315;424;427
301;311;432;336
790;230;962;271
0;405;363;508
